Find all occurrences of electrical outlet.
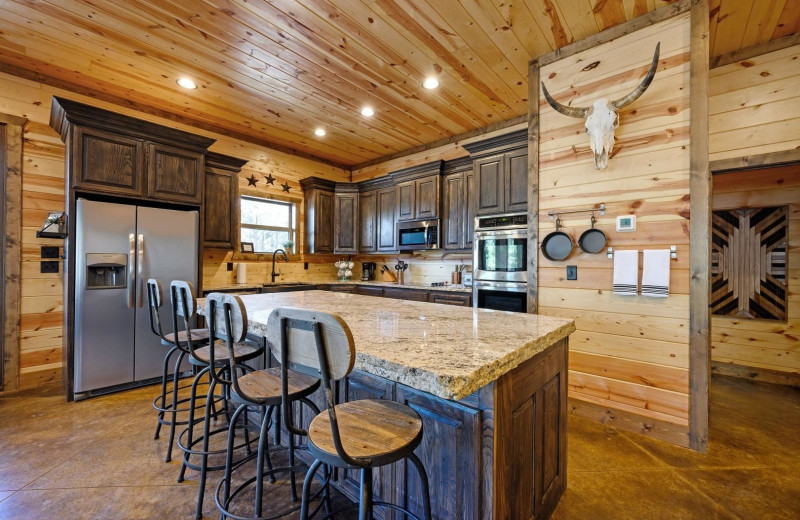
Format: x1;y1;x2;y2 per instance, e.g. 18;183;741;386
41;261;59;274
566;265;578;280
304;262;309;270
41;246;59;259
226;262;233;271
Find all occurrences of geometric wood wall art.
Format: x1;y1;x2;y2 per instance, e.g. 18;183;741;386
711;206;787;321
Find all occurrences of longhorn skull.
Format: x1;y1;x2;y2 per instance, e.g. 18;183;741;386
541;42;660;170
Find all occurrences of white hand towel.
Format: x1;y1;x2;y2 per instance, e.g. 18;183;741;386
642;250;670;297
613;250;638;296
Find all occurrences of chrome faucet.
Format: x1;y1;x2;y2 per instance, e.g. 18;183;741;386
271;249;289;283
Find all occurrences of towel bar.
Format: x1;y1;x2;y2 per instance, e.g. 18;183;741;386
606;245;677;259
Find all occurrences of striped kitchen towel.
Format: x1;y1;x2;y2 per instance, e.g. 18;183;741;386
642;249;670;297
612;249;638;296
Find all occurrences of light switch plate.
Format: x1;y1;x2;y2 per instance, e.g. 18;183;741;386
566;265;577;280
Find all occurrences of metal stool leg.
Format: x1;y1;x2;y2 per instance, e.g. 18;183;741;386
220;403;248;511
300;459;324;520
359;466;373;520
195;376;218;520
407;452;432;520
179;366;209;484
154;345;178;441
165;350;186;463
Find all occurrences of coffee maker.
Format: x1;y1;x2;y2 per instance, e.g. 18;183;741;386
361;262;376;281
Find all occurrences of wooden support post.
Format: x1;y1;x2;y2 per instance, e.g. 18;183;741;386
1;113;27;393
527;60;540;314
689;0;710;453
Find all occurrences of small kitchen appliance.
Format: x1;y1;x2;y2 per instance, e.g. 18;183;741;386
361;262;376;281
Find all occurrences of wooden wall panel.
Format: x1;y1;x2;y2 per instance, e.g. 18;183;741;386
711;166;800;378
709;44;800;162
537;13;692;426
0;70;348;391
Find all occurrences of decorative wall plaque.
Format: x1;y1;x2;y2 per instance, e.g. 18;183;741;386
711;206;787;321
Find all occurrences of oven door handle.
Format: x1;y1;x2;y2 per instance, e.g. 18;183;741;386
474;281;528;293
474;229;528;238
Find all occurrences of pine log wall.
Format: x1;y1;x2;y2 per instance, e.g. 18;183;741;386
708;43;800;384
536;14;692;428
0;71;348;390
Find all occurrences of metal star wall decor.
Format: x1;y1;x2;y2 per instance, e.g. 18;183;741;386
246;174;259;187
264;173;275;185
281;181;291;193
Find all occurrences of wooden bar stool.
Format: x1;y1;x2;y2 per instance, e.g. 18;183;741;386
170;282;264;520
147;278;213;463
204;293;328;520
266;307;432;520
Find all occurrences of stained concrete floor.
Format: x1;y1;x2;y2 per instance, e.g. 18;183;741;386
0;375;798;519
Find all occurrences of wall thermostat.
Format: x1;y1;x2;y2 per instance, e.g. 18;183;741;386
616;215;636;232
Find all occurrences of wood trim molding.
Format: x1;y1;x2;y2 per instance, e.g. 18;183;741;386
711;362;800;388
537;0;691;67
527;60;540;314
350;115;527;171
1;115;26;393
710;32;800;69
710;149;800;174
568;398;691;448
688;0;711;453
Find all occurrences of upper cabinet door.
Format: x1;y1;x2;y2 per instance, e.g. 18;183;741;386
377;188;397;252
147;143;203;204
315;191;335;253
474;154;504;215
416;175;440;219
74;126;144;196
359;190;378;253
442;172;462;250
334;192;359;254
505;148;528;213
396;180;416;221
203;169;237;248
463;170;476;248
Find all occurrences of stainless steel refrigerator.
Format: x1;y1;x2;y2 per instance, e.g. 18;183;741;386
74;198;198;395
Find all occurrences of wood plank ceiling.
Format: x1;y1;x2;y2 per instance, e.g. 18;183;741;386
0;0;796;167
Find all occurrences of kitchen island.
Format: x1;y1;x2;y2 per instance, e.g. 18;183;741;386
200;290;575;520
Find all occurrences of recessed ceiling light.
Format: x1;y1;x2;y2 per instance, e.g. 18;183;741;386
423;77;439;89
176;77;197;89
360;106;375;117
314;128;326;137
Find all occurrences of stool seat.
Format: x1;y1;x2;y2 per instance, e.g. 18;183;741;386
192;341;260;365
236;367;320;402
163;328;210;345
308;399;423;467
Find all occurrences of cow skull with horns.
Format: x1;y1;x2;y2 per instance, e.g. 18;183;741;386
541;42;661;170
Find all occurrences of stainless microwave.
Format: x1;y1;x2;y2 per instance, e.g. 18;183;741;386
397;218;440;251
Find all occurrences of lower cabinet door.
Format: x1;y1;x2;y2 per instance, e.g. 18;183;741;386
394;385;482;520
338;371;395;520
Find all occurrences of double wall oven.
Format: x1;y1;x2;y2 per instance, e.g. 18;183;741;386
473;213;528;313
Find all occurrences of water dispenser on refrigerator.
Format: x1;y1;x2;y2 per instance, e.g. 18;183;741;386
85;253;128;289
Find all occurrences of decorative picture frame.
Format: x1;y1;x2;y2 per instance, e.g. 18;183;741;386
240;242;255;254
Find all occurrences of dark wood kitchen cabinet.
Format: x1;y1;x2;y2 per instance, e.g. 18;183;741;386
376;187;397;252
441;156;472;250
356;285;383;297
383;287;429;302
301;177;336;254
464;168;476;249
52;97;215;203
203;152;247;249
392;161;442;222
359;190;378;253
464;129;528;216
334;185;359;254
147;142;204;204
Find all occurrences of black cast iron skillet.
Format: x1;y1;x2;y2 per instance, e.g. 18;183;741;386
541;218;575;261
578;216;607;254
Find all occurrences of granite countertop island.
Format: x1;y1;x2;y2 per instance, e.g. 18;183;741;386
202;290;573;400
198;290;574;520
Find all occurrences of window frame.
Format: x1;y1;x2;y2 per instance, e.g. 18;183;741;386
239;195;296;254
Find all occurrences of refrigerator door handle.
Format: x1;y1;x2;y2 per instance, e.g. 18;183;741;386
137;234;145;308
127;233;135;309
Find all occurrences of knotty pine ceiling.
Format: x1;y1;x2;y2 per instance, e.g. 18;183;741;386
0;0;796;167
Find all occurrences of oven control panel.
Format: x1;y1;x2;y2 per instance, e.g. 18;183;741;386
476;213;527;230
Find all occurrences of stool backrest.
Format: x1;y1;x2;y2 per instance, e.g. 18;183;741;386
146;278;166;340
169;280;200;355
205;292;249;389
266;307;355;382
